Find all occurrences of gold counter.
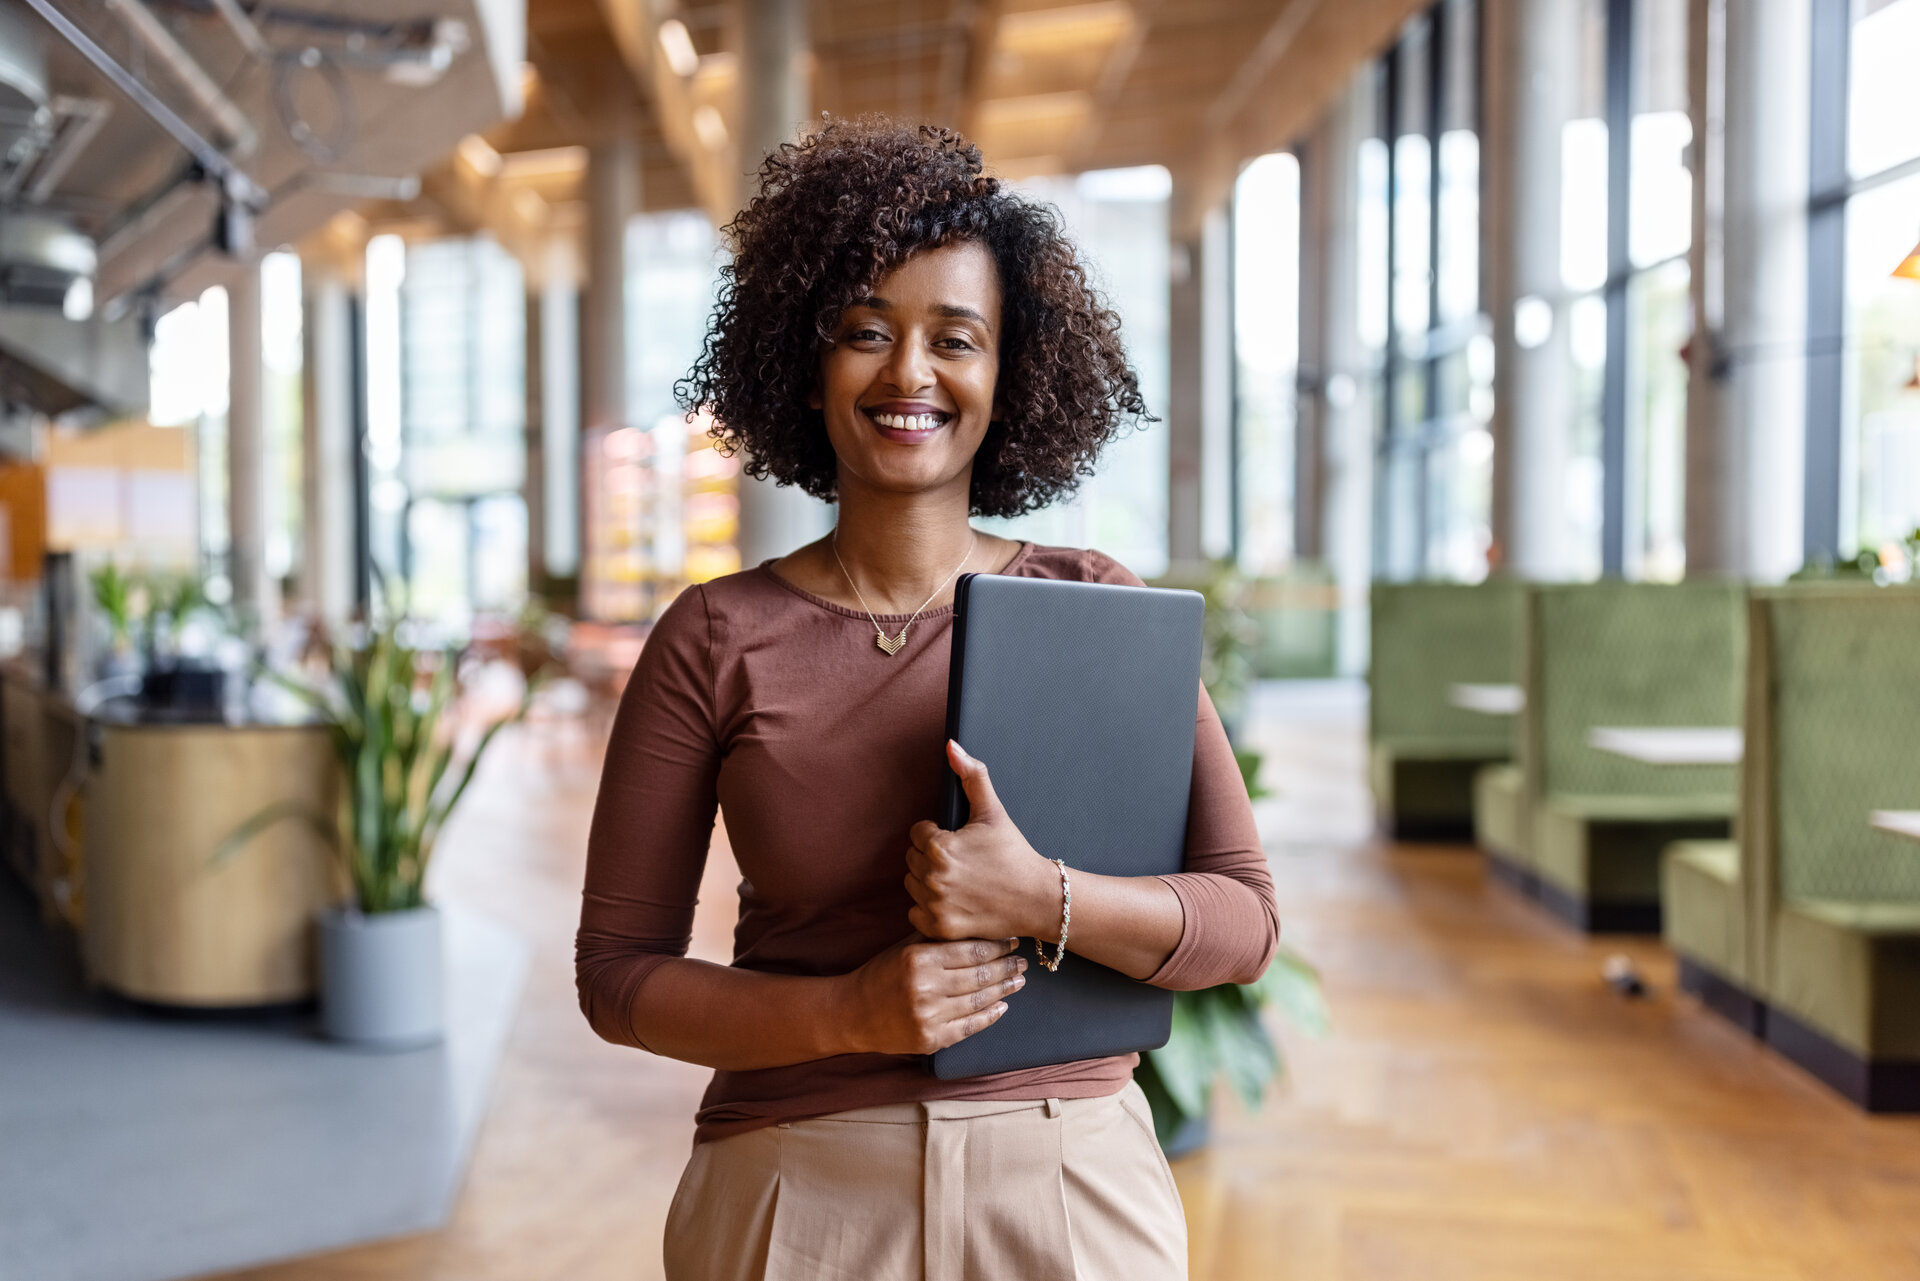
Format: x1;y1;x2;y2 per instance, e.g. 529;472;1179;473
2;665;340;1007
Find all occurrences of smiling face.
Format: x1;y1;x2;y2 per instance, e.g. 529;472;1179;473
814;240;1004;505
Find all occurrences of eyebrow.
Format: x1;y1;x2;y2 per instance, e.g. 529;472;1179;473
849;296;993;328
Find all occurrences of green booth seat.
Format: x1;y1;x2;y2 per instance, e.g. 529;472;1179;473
1367;581;1522;839
1473;763;1529;891
1663;839;1764;1034
1518;582;1745;932
1741;589;1920;1110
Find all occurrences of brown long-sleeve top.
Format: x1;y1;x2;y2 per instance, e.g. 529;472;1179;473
575;542;1279;1144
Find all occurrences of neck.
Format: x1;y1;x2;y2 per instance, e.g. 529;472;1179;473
830;470;976;610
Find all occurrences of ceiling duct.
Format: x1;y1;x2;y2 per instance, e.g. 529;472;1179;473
0;0;50;172
0;209;95;310
0;301;148;418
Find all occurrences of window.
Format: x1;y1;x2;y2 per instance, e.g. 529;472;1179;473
1820;0;1920;560
1623;0;1691;580
1570;0;1690;580
993;166;1172;577
1372;0;1490;583
393;236;529;625
1233;152;1301;575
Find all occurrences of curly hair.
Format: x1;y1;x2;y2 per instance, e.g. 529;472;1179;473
674;117;1151;519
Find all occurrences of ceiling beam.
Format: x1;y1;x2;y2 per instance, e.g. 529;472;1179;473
1169;0;1423;237
596;0;739;225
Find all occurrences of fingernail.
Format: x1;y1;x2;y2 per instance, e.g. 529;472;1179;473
949;739;972;763
1012;975;1025;990
994;1002;1008;1015
1016;958;1028;972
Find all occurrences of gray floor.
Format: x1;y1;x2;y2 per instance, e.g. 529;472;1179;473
0;874;529;1281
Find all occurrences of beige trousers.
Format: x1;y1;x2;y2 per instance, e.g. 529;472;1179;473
663;1080;1187;1281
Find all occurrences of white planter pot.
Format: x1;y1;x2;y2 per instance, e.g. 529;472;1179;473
316;904;444;1049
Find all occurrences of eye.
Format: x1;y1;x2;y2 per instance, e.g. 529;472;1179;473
848;326;889;343
935;336;975;352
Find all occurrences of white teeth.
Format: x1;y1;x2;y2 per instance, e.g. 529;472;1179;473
871;411;944;431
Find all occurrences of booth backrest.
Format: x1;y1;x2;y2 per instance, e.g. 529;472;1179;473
1527;582;1745;799
1368;581;1521;750
1763;591;1920;903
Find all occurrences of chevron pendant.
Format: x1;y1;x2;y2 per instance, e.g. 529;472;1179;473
875;629;906;655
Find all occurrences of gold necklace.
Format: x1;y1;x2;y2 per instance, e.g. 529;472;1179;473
831;529;977;655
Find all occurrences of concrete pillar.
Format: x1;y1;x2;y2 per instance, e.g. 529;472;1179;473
1295;139;1330;566
1200;206;1233;562
584;139;637;435
537;234;581;585
735;0;828;567
1687;0;1809;579
1313;76;1376;677
299;257;359;626
1484;0;1579;580
1168;203;1232;570
1168;233;1204;566
227;260;274;629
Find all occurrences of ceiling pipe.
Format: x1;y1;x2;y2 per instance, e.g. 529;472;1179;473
19;0;263;209
25;96;112;202
99;0;258;154
206;0;271;60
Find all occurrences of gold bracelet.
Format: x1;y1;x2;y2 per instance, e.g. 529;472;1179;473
1037;858;1071;972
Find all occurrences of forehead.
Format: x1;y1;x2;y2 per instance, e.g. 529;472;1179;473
864;241;1002;320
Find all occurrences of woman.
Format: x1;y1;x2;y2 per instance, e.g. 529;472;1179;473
575;118;1278;1280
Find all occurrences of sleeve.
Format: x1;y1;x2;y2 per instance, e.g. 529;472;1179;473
573;585;722;1050
1082;550;1281;991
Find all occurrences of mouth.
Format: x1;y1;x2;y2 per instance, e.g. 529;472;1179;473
863;406;953;441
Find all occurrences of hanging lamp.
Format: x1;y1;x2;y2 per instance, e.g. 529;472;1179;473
1894;224;1920;281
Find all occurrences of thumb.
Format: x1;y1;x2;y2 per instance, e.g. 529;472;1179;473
946;740;1003;825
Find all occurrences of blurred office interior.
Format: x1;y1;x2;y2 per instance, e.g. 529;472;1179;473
2;0;1920;1278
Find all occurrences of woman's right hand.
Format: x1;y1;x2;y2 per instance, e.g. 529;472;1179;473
836;935;1028;1056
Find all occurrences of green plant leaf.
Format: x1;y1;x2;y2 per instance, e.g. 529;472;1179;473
1145;993;1222;1119
1199;988;1280;1110
209;798;339;870
1254;943;1333;1039
1132;1055;1192;1147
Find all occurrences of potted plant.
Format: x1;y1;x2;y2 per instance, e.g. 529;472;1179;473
228;608;530;1048
1136;556;1330;1154
1136;943;1331;1155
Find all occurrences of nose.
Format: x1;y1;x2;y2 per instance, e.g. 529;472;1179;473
881;331;935;394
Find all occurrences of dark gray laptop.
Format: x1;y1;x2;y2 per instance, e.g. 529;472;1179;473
928;571;1204;1080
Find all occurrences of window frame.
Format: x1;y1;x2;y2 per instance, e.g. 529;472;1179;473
1804;0;1920;562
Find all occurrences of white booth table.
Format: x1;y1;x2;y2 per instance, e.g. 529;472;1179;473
1869;811;1920;844
1586;727;1744;766
1450;683;1525;716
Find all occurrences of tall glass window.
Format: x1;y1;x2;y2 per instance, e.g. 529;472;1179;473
993;166;1172;577
1233;152;1301;575
1373;0;1489;583
396;236;528;626
1838;0;1920;558
1623;0;1690;580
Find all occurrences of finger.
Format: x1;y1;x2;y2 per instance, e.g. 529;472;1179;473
907;904;938;938
933;936;1020;969
935;999;1010;1049
904;844;933;881
942;952;1027;996
909;819;942;850
946;740;1003;824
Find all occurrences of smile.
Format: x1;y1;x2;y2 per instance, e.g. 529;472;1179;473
864;408;952;436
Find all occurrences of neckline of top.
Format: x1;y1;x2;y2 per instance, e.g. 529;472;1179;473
756;539;1036;623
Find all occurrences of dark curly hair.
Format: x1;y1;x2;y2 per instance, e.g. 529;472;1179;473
674;117;1151;519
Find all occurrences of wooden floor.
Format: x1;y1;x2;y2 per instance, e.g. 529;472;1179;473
217;683;1920;1281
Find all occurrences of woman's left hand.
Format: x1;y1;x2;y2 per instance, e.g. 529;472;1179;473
906;741;1061;942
